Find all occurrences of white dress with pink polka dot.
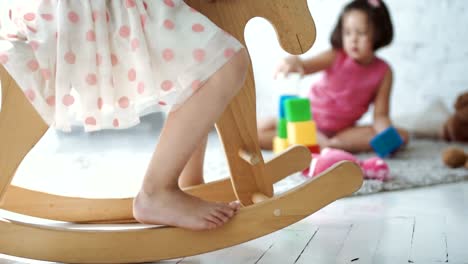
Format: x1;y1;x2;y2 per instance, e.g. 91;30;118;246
0;0;243;132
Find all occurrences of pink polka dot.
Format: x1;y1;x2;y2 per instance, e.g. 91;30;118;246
193;49;206;62
131;38;139;51
140;15;146;28
164;0;175;8
163;19;175;30
27;60;39;72
189;7;198;13
224;48;235;58
46;96;55;106
86;30;96;41
162;49;174;61
41;69;51;80
41;13;54;21
92;11;99;22
62;94;75;106
161;80;173;91
111;54;119;66
24;13;36;21
27;25;37;33
8;9;12;20
192;24;204;32
24;89;36;101
68;11;79;23
128;68;136;81
97;97;103;109
29;40;40;51
137;82;145;94
64;51;76;64
143;1;148;10
106;12;110;23
96;53;102;66
119;25;130;38
113;118;120;127
0;53;8;64
85;117;97;126
191;80;202;91
118;96;130;108
126;0;136;8
158;101;167;106
86;73;97;85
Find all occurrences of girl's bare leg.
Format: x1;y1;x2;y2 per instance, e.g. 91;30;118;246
326;126;409;153
178;135;208;188
133;49;249;230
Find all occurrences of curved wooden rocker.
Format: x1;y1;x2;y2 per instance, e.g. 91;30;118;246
0;0;363;263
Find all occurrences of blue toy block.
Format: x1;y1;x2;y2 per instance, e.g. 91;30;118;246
279;95;298;118
370;126;404;158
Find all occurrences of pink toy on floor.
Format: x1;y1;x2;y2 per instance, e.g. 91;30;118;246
305;148;391;181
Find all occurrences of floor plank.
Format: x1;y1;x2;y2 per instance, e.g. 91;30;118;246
296;223;351;264
409;215;448;263
372;217;414;263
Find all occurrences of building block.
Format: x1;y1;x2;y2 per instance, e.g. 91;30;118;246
273;136;289;154
277;118;288;139
370;126;404;158
279;95;298;119
287;121;317;145
307;144;321;154
284;98;312;122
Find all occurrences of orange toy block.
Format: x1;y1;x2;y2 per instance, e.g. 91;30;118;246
287;121;317;145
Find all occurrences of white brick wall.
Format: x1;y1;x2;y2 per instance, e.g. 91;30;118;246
248;0;468;124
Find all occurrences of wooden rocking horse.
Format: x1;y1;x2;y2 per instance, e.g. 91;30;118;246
0;0;363;263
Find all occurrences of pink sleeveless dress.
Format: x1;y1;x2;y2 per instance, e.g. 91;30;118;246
0;0;243;132
308;49;389;135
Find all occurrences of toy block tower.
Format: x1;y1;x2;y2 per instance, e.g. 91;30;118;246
284;98;320;154
273;95;296;154
273;96;321;154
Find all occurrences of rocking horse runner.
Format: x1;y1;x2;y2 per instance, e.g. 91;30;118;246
0;0;363;263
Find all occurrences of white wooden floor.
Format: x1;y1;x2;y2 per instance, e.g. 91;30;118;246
2;181;468;264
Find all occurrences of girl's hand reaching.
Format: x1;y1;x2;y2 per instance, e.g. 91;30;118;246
274;56;304;79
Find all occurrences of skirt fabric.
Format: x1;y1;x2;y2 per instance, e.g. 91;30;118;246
0;0;243;132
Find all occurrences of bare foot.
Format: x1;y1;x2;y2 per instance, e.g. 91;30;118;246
133;189;240;231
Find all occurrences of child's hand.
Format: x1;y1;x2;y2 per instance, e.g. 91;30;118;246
274;56;304;79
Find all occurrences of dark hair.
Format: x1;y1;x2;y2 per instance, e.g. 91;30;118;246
330;0;393;50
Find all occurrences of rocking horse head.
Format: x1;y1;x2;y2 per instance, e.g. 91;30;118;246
184;0;316;55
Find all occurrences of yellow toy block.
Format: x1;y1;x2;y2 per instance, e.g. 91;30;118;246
273;136;289;154
287;121;317;145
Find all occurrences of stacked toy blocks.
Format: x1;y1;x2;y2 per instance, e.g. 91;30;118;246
273;96;320;154
370;126;404;158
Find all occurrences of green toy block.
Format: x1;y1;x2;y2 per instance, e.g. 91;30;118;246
284;98;312;122
277;118;287;139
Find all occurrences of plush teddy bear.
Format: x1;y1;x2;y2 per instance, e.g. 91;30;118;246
443;92;468;142
442;147;468;169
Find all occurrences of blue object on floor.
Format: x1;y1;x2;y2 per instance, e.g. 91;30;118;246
370;126;404;158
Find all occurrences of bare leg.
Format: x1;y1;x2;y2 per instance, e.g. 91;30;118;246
178;135;208;188
133;49;249;230
257;117;331;150
326;126;410;153
257;117;276;150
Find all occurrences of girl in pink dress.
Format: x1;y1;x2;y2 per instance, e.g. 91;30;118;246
258;0;409;153
0;0;248;230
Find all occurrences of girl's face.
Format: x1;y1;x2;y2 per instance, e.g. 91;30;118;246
342;10;375;64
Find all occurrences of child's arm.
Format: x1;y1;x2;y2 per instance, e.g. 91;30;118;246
274;49;337;79
373;67;393;133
